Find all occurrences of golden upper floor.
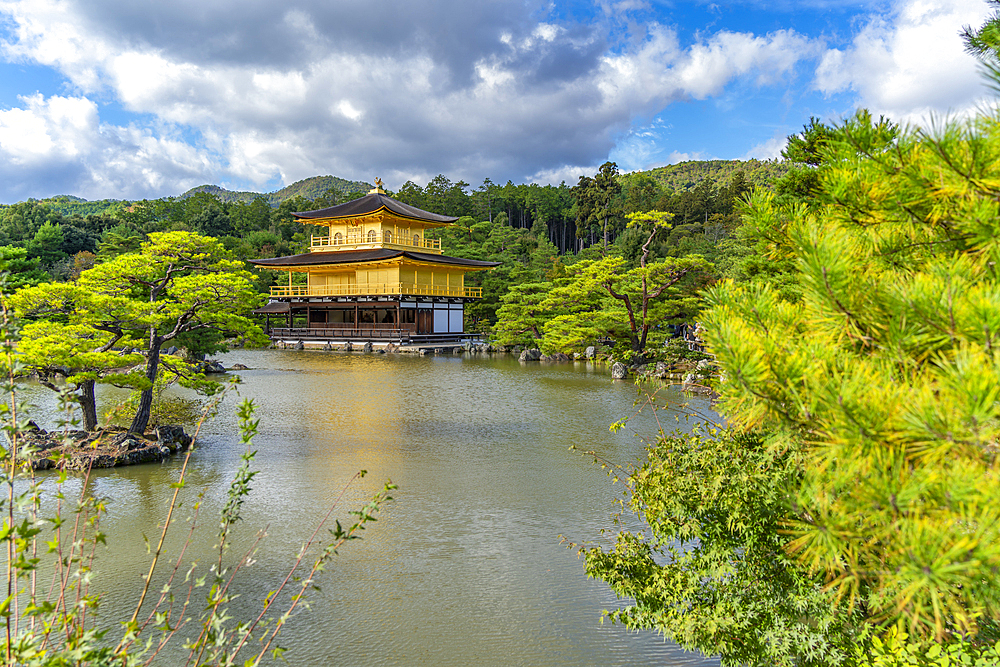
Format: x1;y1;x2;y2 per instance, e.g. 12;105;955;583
250;248;499;300
269;260;482;299
293;187;456;255
309;214;442;253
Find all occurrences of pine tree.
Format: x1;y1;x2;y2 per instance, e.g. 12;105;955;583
13;232;266;433
702;108;1000;640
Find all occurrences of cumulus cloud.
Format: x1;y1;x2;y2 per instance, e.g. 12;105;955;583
814;0;992;123
0;0;962;200
741;131;788;160
0;92;218;200
0;0;821;199
0;93;97;163
677;29;816;99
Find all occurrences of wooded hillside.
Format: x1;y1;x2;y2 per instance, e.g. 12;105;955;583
180;175;372;205
642;158;789;192
34;195;124;218
9;160;785;213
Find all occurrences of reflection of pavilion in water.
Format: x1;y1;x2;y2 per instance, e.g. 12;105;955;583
252;181;499;345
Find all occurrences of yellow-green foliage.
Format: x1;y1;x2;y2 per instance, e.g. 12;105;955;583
583;426;861;666
11;232;266;431
500;253;710;355
703;110;1000;639
105;383;204;429
494;281;554;346
856;627;1000;666
494;211;713;355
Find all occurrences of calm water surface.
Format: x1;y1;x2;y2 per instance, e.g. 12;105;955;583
18;350;720;667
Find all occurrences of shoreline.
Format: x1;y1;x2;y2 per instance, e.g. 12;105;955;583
7;346;715;471
261;341;720;396
8;423;193;471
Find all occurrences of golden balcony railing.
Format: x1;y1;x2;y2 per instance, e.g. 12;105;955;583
269;282;482;299
310;234;441;253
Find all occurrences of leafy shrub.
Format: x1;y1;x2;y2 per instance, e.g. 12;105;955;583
661;337;710;363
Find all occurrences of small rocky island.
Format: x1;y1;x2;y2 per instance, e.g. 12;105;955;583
8;423;194;471
6;353;242;472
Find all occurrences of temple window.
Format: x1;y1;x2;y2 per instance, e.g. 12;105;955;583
413;234;421;247
367;230;377;243
384;230;393;243
333;232;343;244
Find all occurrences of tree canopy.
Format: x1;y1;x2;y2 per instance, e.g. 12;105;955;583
572;161;623;251
584;106;1000;664
704;107;1000;638
12;232;266;432
495;211;713;357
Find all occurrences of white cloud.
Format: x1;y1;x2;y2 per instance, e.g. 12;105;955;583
742;131;788;160
0;92;218;199
15;0;980;200
532;23;561;42
0;0;824;200
677;29;815;99
527;163;598;186
0;93;97;163
337;100;363;121
665;149;704;164
814;0;992;123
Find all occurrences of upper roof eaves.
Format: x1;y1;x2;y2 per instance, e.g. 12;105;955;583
292;193;459;224
247;248;500;269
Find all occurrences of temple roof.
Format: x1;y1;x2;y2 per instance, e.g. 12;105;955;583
293;193;459;224
249;248;500;269
252;301;291;314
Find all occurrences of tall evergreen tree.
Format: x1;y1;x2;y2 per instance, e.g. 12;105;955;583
572;161;623;251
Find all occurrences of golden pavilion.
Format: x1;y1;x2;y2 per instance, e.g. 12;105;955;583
251;181;498;342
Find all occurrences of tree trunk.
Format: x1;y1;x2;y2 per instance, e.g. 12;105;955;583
78;379;98;431
129;335;162;434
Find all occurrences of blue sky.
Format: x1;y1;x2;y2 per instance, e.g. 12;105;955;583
0;0;992;202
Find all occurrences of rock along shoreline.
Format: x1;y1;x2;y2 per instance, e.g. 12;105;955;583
268;339;719;396
8;423;193;472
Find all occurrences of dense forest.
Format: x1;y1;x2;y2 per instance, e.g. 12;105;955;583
642;158;788;191
0;152;796;431
0;158;784;351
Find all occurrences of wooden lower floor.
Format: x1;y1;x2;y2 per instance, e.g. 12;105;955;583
268;327;480;346
255;295;472;341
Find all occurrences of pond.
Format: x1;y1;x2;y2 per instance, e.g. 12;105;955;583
13;350;720;666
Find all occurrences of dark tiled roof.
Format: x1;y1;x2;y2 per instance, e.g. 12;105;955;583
253;301;291;314
403;251;500;267
249;249;500;269
251;249;401;267
293;193;458;224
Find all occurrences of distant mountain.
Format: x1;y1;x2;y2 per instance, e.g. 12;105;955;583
28;163;787;217
637;159;791;192
180;175;372;206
